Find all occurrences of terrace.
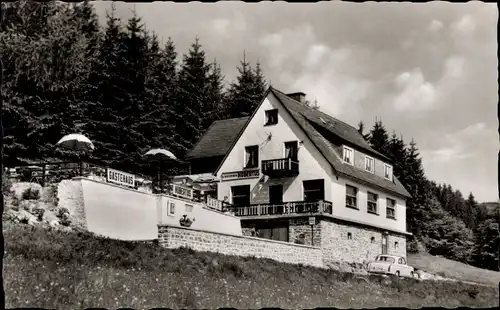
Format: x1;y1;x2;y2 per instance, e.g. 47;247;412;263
5;161;230;212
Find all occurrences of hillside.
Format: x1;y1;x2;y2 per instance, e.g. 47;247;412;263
3;222;499;308
408;253;500;287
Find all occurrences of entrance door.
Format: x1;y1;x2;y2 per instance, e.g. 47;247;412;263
382;234;388;254
231;185;251;215
269;185;283;214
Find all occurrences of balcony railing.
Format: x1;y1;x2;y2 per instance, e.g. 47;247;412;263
261;158;299;177
233;200;332;217
206;196;232;212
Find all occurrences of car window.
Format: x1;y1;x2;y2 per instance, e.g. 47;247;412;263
387;257;395;264
377;256;386;262
398;258;402;264
401;258;406;265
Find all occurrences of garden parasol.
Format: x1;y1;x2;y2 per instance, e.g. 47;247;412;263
143;148;178;193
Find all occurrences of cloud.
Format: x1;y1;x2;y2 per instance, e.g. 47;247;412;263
451;15;476;37
421;122;489;163
210;12;247;37
392;69;436;112
428;20;444;32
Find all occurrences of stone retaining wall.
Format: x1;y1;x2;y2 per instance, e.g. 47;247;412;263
158;225;324;268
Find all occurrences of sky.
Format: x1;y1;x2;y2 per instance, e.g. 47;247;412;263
92;1;498;203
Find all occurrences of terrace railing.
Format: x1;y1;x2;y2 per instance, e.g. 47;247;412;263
233;200;333;217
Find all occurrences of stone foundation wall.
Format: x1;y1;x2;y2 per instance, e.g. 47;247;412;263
158;225;323;268
289;218;321;246
321;219;392;264
387;234;407;258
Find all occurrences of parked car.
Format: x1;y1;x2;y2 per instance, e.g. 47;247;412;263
367;255;415;278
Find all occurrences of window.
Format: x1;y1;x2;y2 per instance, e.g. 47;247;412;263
367;192;378;214
400;257;406;265
343;146;353;165
346;185;358;209
384;164;392;180
265;109;278;125
168;202;176;215
231;185;251;206
371;236;375;243
365;156;374;173
394;241;399;249
256;223;288;242
245;145;259;168
386;198;396;219
284;141;299;161
185;204;194;213
303;179;325;202
347;232;352;240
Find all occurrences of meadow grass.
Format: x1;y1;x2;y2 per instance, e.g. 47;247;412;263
3;222;499;309
408;252;500;287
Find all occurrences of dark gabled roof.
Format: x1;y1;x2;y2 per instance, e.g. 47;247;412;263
270;87;411;198
186;117;249;159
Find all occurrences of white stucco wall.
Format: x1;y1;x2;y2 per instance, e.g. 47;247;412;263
157;194;242;236
217;92;335;204
331;176;407;233
74;178;242;241
81;178;158;240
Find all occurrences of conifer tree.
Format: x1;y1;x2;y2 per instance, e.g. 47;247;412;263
368;120;390;158
225;52;267;118
175;37;213;155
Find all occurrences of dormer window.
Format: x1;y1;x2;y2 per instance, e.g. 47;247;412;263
265;109;278;125
384;164;393;180
365;156;374;173
343;146;353;165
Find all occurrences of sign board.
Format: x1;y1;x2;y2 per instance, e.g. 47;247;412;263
308;216;316;226
106;168;135;187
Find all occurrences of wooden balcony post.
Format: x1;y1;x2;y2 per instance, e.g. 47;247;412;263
319;200;324;213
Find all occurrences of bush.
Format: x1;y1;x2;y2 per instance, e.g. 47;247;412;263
11;196;20;211
22;188;40;200
32;207;45;221
2;172;13;194
56;207;70;218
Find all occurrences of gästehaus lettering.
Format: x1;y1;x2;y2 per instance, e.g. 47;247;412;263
107;168;135;187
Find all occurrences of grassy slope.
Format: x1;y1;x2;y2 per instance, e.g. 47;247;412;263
408;253;500;287
3;223;499;309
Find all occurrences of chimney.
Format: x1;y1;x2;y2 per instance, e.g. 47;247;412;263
287;92;306;103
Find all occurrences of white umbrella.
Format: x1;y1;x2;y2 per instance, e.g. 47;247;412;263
143;148;177;160
143;148;178;193
56;134;95;152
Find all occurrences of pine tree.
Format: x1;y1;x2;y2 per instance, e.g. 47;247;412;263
205;59;226;126
368;120;390;158
357;121;370;141
83;6;131;164
175;37;213;155
225;52;267;118
139;36;181;155
304;97;320;110
387;132;407;181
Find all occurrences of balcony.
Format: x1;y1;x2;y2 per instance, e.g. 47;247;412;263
233;200;332;217
261;158;299;177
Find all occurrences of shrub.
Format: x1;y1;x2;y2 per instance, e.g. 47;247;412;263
45;184;59;207
22;187;40;200
57;207;70;218
32;207;46;221
2;172;13;194
11;196;20;211
60;213;72;226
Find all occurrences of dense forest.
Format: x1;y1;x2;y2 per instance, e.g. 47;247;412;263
1;1;497;271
